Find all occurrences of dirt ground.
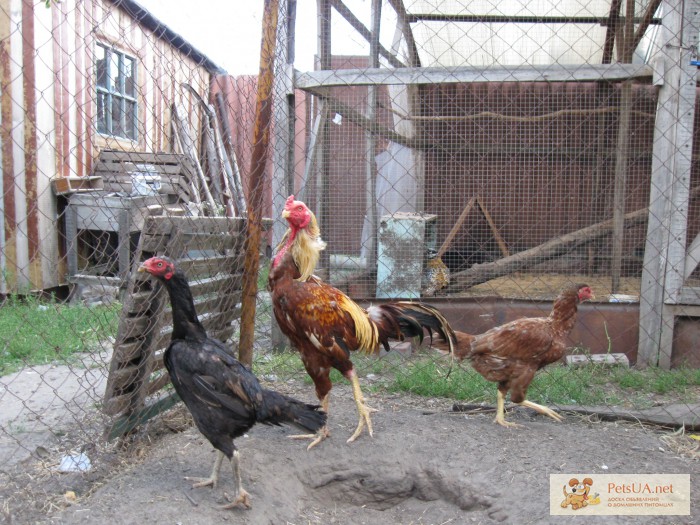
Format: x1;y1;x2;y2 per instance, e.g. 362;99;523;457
3;379;697;525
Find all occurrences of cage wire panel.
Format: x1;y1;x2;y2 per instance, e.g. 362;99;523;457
1;0;700;519
277;0;700;425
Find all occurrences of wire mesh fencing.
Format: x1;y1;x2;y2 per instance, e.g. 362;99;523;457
1;0;700;520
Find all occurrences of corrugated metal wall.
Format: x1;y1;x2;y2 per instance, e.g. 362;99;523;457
0;0;212;292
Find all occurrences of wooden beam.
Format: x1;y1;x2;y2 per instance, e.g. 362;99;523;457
386;0;420;67
295;64;654;90
329;0;405;68
317;0;331;69
611;80;632;293
638;0;700;368
632;0;663;52
320;94;422;149
602;0;623;64
446;206;650;293
404;13;660;25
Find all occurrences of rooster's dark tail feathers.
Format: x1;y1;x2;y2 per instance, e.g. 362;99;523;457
368;301;457;357
259;390;327;432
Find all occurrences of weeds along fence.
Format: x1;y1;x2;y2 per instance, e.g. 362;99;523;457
2;0;700;516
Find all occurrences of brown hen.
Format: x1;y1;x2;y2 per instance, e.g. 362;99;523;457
435;283;594;427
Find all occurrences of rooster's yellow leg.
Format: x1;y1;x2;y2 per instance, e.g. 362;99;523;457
347;370;378;443
185;449;225;488
494;390;522;429
519;399;564;422
221;450;252;510
289;393;330;450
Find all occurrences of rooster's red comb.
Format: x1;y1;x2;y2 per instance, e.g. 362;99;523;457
285;195;296;209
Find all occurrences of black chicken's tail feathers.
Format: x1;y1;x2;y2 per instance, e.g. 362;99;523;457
258;389;327;432
370;301;456;358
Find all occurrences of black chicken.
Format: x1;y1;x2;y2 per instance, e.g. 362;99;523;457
139;256;327;509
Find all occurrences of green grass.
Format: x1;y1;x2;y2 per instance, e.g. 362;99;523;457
385;358;700;409
0;295;121;375
251;348;700;409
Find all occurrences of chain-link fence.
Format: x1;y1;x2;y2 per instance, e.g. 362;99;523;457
2;0;700;520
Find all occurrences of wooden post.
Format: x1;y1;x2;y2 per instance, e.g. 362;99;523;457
239;0;279;367
611;0;636;292
271;0;296;351
638;0;699;367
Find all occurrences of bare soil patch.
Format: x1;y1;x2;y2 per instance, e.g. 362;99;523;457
3;380;697;525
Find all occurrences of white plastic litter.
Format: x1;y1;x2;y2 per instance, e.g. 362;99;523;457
58;452;91;473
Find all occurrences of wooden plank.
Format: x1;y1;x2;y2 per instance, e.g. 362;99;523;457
447;206;649;292
387;0;420;68
638;0;699;367
476;197;510;258
142;215;247;236
437;199;475;258
683;232;700;279
329;0;404;69
141;231;244;253
295;64;654;90
105;392;181;440
676;286;700;305
111;341;143;364
321;95;420;149
94;163;187;176
98;149;188;163
611;80;632;292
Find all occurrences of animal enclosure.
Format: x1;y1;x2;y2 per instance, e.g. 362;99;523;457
1;0;700;522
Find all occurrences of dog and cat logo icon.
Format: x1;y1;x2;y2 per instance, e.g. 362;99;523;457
551;473;689;516
560;477;601;510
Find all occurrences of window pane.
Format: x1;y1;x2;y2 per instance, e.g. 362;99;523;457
124;57;135;97
125;100;137;140
96;45;107;88
97;91;108;134
109;52;120;92
112;96;124;137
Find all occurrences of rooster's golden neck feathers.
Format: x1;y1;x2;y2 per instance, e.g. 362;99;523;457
285;209;326;282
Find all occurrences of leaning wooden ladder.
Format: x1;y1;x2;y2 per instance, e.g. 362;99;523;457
102;210;246;439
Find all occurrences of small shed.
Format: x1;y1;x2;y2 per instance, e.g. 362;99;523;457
0;0;223;293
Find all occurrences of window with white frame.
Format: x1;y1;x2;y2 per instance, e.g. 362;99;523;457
95;43;137;140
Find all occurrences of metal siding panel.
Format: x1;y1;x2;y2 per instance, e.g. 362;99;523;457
85;0;95;175
21;0;39;287
59;1;70;179
74;0;85;178
0;0;10;293
9;0;26;291
35;0;59;289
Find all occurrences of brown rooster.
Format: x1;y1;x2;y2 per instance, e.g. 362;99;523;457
269;195;455;448
435;283;594;428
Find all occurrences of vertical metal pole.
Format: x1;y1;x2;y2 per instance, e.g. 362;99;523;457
239;0;279;367
365;0;381;276
316;0;331;273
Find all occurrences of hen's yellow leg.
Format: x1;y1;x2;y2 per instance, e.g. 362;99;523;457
222;450;251;510
185;449;225;488
519;399;564;422
347;370;378;443
494;390;522;428
289;393;330;450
